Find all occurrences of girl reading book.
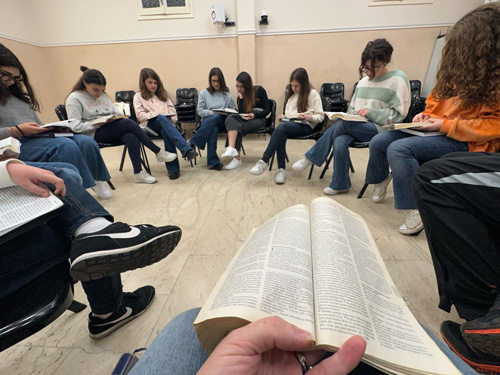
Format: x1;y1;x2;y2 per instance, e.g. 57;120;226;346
250;68;323;184
0;43;112;199
220;71;271;170
292;40;410;195
133;68;197;180
190;67;236;171
66;66;177;184
364;5;500;235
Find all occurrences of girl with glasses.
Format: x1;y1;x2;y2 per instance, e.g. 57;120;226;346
221;71;271;170
0;43;113;199
292;39;410;193
133;68;198;180
251;67;324;184
189;67;236;171
66;66;178;184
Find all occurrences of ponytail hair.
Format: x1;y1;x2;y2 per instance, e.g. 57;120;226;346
70;66;106;93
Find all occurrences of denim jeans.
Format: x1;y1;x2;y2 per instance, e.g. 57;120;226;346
306;120;378;190
264;121;313;169
365;131;469;209
0;162;122;315
147;116;192;173
18;135;110;189
128;307;477;375
190;114;226;167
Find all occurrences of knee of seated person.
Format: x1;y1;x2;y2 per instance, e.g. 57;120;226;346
54;166;84;186
386;141;410;161
74;134;100;149
122;132;140;145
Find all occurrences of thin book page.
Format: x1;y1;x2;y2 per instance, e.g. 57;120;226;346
194;204;316;349
0;186;63;236
383;121;430;130
310;197;459;375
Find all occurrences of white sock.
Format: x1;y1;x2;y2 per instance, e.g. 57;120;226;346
92;312;113;319
74;217;113;238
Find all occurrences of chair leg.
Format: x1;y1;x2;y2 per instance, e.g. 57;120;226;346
349;158;355;173
269;153;275;171
106;180;116;190
320;150;334;179
119;146;128;172
241;144;246;156
308;164;314;180
357;183;369;199
140;145;151;174
68;300;87;313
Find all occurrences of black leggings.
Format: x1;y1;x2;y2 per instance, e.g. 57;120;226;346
94;118;161;174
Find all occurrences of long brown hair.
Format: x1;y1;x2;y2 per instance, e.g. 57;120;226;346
236;71;254;113
433;3;500;109
285;68;312;113
138;68;169;102
70;66;106;94
0;43;40;111
207;67;229;95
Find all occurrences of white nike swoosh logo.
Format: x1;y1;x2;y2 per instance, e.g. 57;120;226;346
92;307;133;326
82;226;142;240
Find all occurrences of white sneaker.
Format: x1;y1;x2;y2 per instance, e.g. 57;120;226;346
292;156;313;171
398;209;424;235
156;149;177;163
225;158;242;170
91;181;112;199
372;174;392;203
323;187;349;195
134;171;157;184
221;146;239;158
250;160;268;176
275;169;286;184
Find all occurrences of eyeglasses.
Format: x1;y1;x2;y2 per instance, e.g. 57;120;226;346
361;64;382;73
235;84;244;89
211;79;219;83
0;70;23;83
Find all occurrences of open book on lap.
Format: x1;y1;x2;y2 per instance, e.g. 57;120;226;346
194;198;460;375
212;108;238;115
324;112;367;122
0;186;64;244
399;129;445;137
91;114;128;125
383;122;430;130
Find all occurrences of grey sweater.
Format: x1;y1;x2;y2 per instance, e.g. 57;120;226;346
0;96;43;140
197;89;236;121
66;90;120;137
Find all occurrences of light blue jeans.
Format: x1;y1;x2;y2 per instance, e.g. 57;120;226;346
305;120;378;190
147;116;192;173
190;114;226;167
19;134;110;189
129;308;478;374
365;131;468;209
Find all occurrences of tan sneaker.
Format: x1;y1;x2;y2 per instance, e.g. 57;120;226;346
372;174;392;203
398;209;424;235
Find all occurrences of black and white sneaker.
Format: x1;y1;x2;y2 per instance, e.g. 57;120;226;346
89;285;155;339
70;222;182;282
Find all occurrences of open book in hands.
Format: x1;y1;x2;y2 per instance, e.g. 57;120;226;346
383;122;431;130
193;198;460;375
212;108;238;115
324;112;367;122
40;119;79;136
0;137;21;159
91;114;128;125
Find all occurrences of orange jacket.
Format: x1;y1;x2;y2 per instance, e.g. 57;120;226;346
423;95;500;152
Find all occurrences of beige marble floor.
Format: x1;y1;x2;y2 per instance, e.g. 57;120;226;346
0;131;462;375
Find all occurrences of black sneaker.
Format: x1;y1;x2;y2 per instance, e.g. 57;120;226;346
89;285;155;339
168;172;180;180
441;320;500;374
184;148;198;161
208;163;223;171
462;309;500;359
70;223;182;282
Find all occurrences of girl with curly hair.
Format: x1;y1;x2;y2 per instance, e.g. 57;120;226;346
364;2;500;236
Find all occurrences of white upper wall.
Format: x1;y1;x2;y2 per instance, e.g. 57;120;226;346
0;0;483;46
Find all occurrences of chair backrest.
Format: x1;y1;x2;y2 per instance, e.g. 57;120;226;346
403;80;423;123
320;83;348;112
115;90;138;122
175;88;197;107
265;98;277;131
55;105;68;121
